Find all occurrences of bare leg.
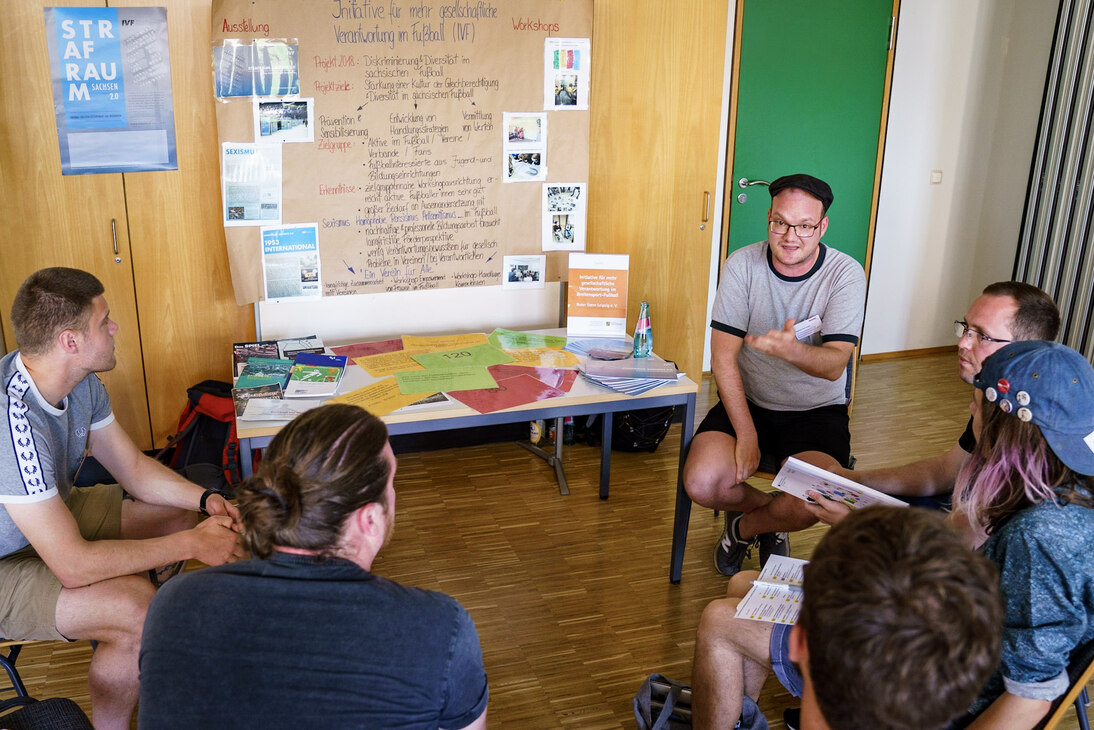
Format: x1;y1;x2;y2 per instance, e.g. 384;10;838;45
55;575;156;730
683;432;773;512
693;595;775;730
738;451;839;539
121;500;199;540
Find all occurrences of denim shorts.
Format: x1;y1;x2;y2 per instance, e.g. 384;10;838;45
770;623;804;697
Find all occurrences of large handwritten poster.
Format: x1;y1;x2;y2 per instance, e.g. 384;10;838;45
211;0;592;304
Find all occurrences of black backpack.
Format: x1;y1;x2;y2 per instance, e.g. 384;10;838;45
155;380;241;497
575;406;676;453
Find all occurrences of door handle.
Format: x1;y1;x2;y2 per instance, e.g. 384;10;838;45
737;177;770;189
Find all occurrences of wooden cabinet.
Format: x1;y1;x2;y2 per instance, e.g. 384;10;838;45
0;0;253;449
588;0;728;382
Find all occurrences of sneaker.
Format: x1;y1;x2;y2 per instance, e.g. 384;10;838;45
714;512;756;576
758;531;790;567
784;707;801;730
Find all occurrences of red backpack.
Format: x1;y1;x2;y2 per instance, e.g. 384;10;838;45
156;380;241;496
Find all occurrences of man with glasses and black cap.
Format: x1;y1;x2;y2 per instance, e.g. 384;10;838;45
683;173;866;577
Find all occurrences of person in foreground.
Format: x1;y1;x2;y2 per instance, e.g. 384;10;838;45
138;403;490;729
0;267;242;730
691;506;1002;730
805;340;1094;729
683;173;866;576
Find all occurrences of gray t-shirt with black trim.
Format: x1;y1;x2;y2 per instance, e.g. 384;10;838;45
0;351;114;556
711;241;866;411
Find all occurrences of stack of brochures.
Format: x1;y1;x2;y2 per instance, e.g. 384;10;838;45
283;353;348;398
564;338;633;360
580;356;680;396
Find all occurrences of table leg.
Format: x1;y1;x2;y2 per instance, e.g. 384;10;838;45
516;417;569;495
670;394;697;584
240;438;254;479
599;411;612;499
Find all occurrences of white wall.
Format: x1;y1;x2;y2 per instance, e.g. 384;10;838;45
861;0;1056;355
257;284;562;342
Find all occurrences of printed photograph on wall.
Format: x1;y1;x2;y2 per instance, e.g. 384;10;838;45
502;254;546;289
255;98;314;143
542;183;586;251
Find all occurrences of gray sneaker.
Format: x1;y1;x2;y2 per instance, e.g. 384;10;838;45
714;512;756;576
758;531;790;567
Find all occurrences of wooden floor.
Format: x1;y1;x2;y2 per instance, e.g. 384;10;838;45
5;352;1092;728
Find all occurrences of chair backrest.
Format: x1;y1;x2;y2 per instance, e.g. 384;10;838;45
1035;637;1094;730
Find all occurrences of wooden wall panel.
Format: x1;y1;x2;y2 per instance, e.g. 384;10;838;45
589;1;728;381
115;0;255;445
0;0;153;446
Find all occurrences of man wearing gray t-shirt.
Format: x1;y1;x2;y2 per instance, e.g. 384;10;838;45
683;174;866;577
0;268;244;730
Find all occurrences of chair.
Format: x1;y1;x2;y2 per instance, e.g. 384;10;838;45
0;698;93;729
0;640;35;713
1035;638;1094;730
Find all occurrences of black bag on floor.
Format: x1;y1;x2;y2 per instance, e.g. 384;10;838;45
155;380;241;497
576;407;676;453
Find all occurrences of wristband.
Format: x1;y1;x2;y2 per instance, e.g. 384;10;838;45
198;488;216;516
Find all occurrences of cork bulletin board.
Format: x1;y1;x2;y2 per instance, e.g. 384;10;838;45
210;0;593;304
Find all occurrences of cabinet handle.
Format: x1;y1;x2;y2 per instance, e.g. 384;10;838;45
111;219;121;263
701;191;710;222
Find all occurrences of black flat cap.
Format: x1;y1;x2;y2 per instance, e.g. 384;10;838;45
769;174;834;214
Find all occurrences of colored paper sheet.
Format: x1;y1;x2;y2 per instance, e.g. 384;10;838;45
329;377;432;416
240;397;320;421
402;333;489;350
501;347;580;368
447;373;566;414
394;366;497;394
412;344;514;370
354;350;427;378
330;338;404;358
489;328;569;350
488;364;578;392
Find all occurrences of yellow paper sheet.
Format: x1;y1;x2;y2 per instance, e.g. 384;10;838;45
353;350;427;378
401;333;489;350
502;347;580;368
329;377;432;416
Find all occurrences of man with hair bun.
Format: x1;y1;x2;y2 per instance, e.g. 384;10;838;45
138;403;490;729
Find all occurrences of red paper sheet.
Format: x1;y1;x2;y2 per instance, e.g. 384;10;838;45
330;338;404;358
448;373;566;413
487;364;578;392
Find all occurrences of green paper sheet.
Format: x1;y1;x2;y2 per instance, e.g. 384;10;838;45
394;365;498;394
487;328;570;350
411;343;514;370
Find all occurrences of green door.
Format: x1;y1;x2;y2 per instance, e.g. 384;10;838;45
727;0;895;266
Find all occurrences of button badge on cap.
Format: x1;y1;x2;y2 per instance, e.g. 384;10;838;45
997;378;1011;394
1017;407;1032;422
985;387;998;402
1016;391;1030;406
999;399;1013;414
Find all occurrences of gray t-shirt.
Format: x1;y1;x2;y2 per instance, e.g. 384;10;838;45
0;351;114;556
711;241;866;411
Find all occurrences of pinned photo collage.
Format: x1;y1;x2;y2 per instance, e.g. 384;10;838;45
544;38;590;111
542;183;586;252
503;112;547;183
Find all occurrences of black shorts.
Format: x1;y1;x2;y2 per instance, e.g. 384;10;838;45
696;399;852;469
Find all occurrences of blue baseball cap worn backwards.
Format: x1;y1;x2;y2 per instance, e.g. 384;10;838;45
974;340;1094;475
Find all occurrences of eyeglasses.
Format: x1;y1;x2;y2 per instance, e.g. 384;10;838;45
953;320;1013;345
768;219;820;238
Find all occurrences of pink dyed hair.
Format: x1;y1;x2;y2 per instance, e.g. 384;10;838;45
954;400;1093;534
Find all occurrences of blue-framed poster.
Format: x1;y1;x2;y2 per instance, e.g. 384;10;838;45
43;6;177;175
